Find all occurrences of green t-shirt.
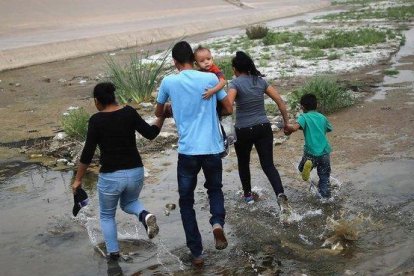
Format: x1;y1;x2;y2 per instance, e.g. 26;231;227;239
297;111;333;156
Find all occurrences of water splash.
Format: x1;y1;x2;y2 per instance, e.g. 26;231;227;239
155;238;185;274
320;210;373;250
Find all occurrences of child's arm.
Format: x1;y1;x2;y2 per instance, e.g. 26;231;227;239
326;119;333;133
203;78;227;99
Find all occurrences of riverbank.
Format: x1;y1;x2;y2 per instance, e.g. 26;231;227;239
0;0;330;71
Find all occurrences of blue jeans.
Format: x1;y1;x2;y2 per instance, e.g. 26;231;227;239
298;153;331;198
177;153;225;257
98;167;145;253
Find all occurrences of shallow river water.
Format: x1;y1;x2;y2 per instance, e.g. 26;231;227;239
1;12;414;276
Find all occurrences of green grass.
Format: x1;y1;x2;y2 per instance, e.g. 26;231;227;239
400;34;406;46
215;57;234;80
288;76;354;114
331;0;375;5
328;52;341;60
265;103;279;116
302;28;388;49
319;5;414;21
107;49;171;104
246;24;269;40
208;41;226;50
259;59;269;67
61;108;90;140
384;68;399;76
263;31;305;46
301;48;325;59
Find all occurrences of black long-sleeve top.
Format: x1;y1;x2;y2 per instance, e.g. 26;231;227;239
80;105;160;173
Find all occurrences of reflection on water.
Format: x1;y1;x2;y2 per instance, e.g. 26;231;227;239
367;27;414;102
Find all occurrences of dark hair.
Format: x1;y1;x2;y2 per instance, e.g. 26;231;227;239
93;82;116;106
231;51;263;77
300;93;317;111
172;41;194;64
194;45;210;57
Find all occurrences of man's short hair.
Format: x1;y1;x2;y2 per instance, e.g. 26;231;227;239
300;93;318;111
172;41;195;64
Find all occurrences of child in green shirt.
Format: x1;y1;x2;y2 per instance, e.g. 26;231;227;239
285;93;333;198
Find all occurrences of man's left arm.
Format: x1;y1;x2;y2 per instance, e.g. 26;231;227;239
217;89;233;115
155;79;169;117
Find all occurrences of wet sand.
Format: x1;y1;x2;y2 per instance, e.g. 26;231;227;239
0;0;330;71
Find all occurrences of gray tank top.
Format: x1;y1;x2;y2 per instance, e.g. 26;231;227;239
228;75;270;128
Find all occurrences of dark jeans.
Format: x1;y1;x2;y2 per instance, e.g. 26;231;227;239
298;153;331;198
234;122;284;197
177;153;225;257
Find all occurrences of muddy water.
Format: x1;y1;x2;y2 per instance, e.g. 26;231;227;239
2;159;413;275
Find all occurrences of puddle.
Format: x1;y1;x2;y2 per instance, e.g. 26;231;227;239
367;27;414;102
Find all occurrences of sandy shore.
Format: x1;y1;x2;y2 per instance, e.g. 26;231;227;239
0;0;330;71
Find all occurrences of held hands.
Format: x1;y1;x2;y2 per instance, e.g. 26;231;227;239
283;124;295;136
163;103;173;118
202;88;215;100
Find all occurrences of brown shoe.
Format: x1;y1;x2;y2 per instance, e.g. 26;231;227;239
192;256;204;268
213;224;228;250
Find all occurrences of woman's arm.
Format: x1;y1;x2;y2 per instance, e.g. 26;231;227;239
72;118;97;193
135;109;165;140
227;88;237;106
265;85;289;125
72;162;89;193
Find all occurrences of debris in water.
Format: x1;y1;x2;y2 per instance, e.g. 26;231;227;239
320;210;371;251
165;203;176;210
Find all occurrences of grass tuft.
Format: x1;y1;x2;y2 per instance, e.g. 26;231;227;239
61;108;90;140
384;68;399;76
107;49;171;104
288;76;354;114
263;31;305;46
215;57;234;80
301;48;325;59
303;28;388;49
246;24;269;40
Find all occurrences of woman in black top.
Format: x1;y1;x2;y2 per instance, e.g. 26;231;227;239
72;82;165;259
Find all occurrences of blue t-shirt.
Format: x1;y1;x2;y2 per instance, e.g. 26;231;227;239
157;69;227;155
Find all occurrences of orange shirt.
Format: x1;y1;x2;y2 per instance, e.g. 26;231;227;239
201;64;225;81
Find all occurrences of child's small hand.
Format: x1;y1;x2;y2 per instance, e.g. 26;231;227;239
202;88;215;99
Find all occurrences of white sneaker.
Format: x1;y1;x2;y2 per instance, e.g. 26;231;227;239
145;214;159;239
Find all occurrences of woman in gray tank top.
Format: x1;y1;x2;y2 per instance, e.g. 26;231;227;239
227;51;291;214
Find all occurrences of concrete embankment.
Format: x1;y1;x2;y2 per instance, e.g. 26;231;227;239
0;0;330;71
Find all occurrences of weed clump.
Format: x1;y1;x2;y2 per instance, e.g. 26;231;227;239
61;108;90;140
384;68;399;76
246;24;269;40
214;57;234;80
263;31;305;46
107;50;170;104
288;76;354;114
304;28;388;49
